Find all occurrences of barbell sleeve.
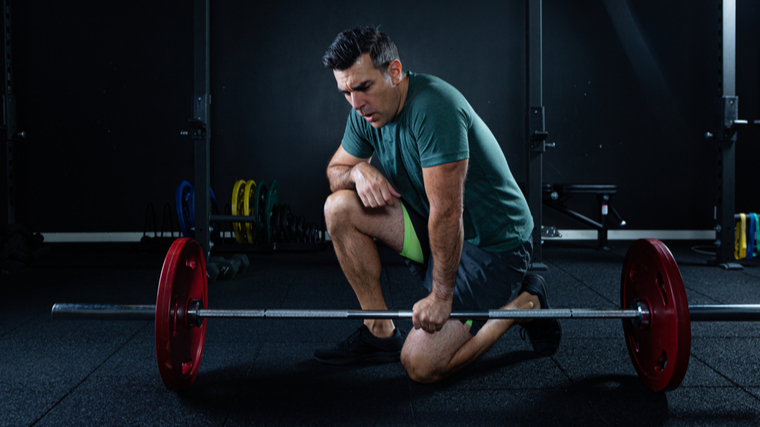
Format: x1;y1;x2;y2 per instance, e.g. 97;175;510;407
688;305;760;321
52;303;155;321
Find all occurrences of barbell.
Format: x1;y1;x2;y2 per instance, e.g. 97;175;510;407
51;238;760;392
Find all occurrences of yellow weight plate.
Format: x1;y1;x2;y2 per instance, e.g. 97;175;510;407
231;180;247;244
243;180;257;243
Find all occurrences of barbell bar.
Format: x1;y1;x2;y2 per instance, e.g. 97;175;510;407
50;304;760;322
50;237;760;393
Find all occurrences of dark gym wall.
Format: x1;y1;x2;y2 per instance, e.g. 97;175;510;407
12;1;195;232
9;0;760;234
542;0;721;229
208;1;525;229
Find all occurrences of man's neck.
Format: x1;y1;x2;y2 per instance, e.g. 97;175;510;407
396;74;410;117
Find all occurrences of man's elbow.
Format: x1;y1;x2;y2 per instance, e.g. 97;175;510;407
429;203;463;225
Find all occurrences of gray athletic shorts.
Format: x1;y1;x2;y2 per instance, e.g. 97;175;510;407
402;203;533;336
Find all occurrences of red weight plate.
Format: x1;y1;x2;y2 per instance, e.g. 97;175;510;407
155;238;208;390
621;239;691;392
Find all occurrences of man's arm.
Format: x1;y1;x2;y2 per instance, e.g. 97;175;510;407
412;158;468;333
327;145;400;207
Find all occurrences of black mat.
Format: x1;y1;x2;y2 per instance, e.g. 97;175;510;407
2;240;760;426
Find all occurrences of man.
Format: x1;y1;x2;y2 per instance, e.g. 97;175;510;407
315;26;561;383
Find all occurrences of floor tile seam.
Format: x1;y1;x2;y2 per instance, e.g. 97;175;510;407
691;335;760;340
221;342;265;427
28;322;149;427
405;376;418;426
542;259;618;307
689;352;760;404
383;267;396;309
587;400;613;427
682;285;731;305
0;312;39;339
678;385;759;389
249;271;298;353
410;384;611;394
549;356;574;386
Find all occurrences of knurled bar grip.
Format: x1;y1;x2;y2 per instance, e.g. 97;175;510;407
197;308;644;319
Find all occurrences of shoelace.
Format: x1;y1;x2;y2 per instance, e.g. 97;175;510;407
340;327;366;348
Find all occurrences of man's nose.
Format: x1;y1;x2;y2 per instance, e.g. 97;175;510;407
350;92;365;111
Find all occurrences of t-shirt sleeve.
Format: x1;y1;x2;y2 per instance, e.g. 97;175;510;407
412;90;470;168
340;111;375;159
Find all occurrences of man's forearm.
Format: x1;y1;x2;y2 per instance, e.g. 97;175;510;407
428;208;464;301
327;164;358;193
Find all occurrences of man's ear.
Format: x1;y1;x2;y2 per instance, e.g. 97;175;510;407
388;59;403;85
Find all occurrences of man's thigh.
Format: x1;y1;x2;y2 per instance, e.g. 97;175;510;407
324;190;406;253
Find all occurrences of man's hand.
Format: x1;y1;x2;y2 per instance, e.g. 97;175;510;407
412;293;453;334
351;162;401;208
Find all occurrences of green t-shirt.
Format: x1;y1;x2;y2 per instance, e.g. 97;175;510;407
341;72;533;252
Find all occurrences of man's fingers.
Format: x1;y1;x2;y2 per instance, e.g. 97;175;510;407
379;186;395;206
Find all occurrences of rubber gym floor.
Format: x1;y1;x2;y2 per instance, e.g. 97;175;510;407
3;239;760;427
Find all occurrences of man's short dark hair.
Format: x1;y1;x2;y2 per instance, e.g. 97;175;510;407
322;26;400;74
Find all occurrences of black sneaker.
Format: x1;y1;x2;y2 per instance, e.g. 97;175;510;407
314;325;404;365
519;274;562;356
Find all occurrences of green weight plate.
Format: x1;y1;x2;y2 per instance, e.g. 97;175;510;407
288;212;297;242
297;216;305;242
279;204;290;243
253;180;268;244
271;205;280;243
243;180;257;244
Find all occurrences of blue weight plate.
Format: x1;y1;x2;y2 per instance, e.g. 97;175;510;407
175;181;193;237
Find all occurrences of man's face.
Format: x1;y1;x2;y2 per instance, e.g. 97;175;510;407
334;53;403;129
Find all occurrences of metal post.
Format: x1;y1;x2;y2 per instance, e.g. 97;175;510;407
2;0;14;224
193;0;211;258
527;0;547;270
712;0;742;269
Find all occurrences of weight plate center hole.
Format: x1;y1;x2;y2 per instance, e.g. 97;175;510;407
657;272;668;306
655;350;668;373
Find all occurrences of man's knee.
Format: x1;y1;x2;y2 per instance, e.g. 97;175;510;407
324;190;361;230
401;349;439;384
401;337;444;384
